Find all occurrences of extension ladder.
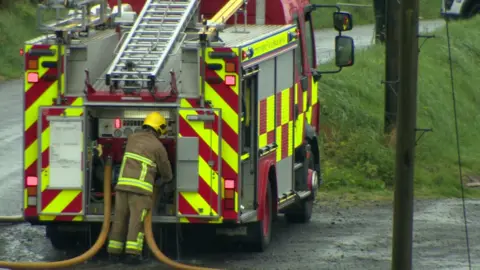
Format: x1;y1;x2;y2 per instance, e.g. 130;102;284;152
105;0;199;86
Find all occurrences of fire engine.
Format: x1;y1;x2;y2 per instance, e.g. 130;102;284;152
22;0;355;252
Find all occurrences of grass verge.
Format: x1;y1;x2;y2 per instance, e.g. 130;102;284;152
0;1;41;80
311;0;441;29
0;1;63;80
319;16;480;202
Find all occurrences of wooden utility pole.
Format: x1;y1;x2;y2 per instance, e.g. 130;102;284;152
373;0;386;43
384;0;401;133
391;0;419;266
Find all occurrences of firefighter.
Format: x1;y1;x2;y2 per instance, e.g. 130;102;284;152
107;112;174;265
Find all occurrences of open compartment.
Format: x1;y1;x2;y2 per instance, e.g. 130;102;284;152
83;106;178;216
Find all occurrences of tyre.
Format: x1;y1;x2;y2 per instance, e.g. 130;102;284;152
285;148;316;224
245;184;273;252
46;225;77;251
284;198;313;223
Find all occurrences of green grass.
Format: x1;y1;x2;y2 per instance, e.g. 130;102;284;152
0;1;61;80
319;17;480;201
311;0;442;29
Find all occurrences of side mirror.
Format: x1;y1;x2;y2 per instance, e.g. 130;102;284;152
333;11;353;32
335;36;355;67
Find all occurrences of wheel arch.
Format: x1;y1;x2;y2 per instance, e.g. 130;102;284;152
305;123;321;173
257;158;277;221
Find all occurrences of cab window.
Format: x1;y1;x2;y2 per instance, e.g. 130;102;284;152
304;12;316;69
295;18;304;75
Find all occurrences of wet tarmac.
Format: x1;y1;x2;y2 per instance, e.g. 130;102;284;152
1;21;469;270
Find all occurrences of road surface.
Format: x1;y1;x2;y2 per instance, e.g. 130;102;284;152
2;20;474;270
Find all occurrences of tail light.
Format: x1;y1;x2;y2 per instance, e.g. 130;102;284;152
26;176;38;206
27;72;39;83
225;75;236;86
224;179;236;210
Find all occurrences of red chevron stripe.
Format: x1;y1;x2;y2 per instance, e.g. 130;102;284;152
183;99;238;170
178;194;208;223
41;189;61;209
24;68;57;110
54;192;83;215
178;115;237;180
208;48;239;113
259;99;267;134
281;123;289;160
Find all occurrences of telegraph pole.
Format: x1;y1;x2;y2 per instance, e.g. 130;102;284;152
391;0;419;267
373;0;386;43
383;0;401;133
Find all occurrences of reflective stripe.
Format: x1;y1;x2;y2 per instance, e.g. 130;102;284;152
117;178;153;192
117;151;155;193
108;240;124;249
124;152;154;166
118;155;127;178
126;241;142;251
141;209;147;222
137;232;145;250
139;163;148;181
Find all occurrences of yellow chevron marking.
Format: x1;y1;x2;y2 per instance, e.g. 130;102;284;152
179;100;238;173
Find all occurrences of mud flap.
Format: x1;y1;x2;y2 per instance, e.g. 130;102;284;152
37;106;85;221
176;108;222;220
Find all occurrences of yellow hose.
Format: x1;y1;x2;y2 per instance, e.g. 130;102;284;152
0;157;113;269
144;211;221;270
0;156;220;270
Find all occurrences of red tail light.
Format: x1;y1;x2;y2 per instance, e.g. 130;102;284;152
26;176;38;186
224;179;236;210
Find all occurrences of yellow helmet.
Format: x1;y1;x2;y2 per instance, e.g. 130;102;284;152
143;112;167;134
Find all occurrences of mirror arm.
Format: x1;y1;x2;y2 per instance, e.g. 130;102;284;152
306;4;341;13
316;67;343;76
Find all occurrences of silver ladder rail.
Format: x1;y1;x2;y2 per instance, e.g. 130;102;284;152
105;0;199;86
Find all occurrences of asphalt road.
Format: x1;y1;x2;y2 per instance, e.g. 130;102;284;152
2;20;472;270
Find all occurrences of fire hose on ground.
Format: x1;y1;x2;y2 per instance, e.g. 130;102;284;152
0;157;220;270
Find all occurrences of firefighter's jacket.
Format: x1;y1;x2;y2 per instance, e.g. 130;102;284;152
116;130;173;196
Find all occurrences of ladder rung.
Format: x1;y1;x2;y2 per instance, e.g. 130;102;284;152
150;3;189;8
105;0;199;86
126;43;161;48
120;56;160;61
112;71;152;75
131;34;171;40
134;29;174;34
131;37;175;41
139;23;177;28
142;16;181;21
115;63;156;69
146;10;186;15
123;50;164;54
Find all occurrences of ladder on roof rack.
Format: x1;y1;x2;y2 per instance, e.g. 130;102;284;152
105;0;199;86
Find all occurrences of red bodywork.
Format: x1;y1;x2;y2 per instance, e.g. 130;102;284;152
100;0;319;223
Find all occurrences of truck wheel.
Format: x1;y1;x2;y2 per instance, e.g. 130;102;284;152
284;199;313;223
285;148;316;223
46;225;77;251
246;184;272;252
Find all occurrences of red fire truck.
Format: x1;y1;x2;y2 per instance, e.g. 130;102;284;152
22;0;354;252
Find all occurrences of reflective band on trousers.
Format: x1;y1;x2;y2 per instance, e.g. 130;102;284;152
108;240;124;250
117;152;155;193
126;232;145;252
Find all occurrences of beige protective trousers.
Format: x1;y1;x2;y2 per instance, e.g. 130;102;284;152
107;190;152;255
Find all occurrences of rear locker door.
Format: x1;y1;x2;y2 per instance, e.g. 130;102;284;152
37;105;85;221
176;106;222;221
